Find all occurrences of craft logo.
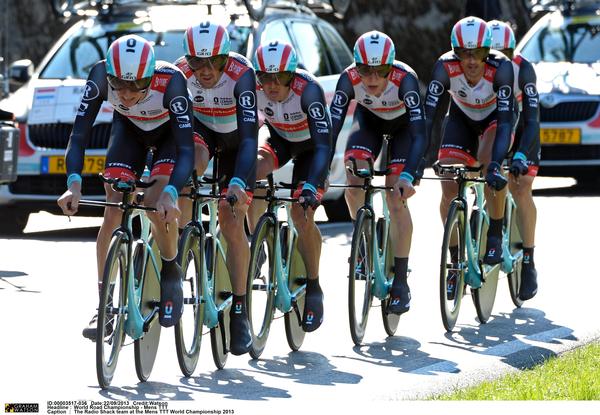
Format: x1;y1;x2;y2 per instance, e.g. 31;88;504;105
5;403;39;413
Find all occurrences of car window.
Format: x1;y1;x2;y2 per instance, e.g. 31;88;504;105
40;24;248;80
520;20;600;63
260;20;294;45
318;23;353;72
290;21;329;76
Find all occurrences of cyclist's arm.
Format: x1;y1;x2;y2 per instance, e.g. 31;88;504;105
424;60;450;147
491;60;515;165
329;71;355;160
397;72;426;180
301;81;332;190
65;61;107;181
163;71;195;193
516;59;539;157
232;69;259;187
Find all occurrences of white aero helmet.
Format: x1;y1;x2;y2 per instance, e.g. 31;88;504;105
252;40;298;73
450;16;492;49
183;21;230;58
106;34;155;80
353;30;395;66
488;20;516;50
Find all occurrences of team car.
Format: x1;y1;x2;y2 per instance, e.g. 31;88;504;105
517;0;600;182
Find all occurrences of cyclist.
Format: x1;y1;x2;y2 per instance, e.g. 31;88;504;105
488;20;539;300
57;35;194;337
246;41;332;332
174;21;258;355
424;16;515;296
330;31;427;315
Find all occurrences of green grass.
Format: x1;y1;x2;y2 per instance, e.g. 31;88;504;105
434;341;600;400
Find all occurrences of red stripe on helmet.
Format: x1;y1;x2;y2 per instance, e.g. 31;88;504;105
279;44;292;71
455;24;464;48
504;26;510;48
358;38;368;64
381;38;391;64
257;46;266;71
477;22;486;47
186;28;196;56
213;25;224;56
136;42;150;80
112;42;122;78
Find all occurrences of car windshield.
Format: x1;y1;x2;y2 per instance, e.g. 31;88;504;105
520;17;600;64
40;22;250;79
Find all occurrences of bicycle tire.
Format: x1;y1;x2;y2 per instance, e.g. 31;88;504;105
505;199;524;308
210;232;230;369
243;0;268;20
379;218;400;336
440;201;467;332
247;215;276;358
284;230;307;351
134;237;162;382
96;231;128;389
174;225;205;377
348;208;374;345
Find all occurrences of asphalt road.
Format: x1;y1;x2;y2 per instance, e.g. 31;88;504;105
0;174;599;414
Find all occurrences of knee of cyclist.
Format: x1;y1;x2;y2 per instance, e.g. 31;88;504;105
290;207;314;230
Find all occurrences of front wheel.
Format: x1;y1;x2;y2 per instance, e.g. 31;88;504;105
379;218;399;336
472;207;499;324
505;200;524;308
348;209;374;345
247;215;276;358
440;201;467;332
134;237;162;382
284;229;307;351
210;233;231;369
174;225;205;377
96;232;128;389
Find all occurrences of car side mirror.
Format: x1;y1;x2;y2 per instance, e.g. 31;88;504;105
9;59;34;84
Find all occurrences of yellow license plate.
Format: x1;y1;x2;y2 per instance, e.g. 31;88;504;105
42;156;105;175
540;128;581;144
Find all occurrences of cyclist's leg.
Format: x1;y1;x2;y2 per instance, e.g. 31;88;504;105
85;114;147;339
178;128;213;231
246;131;290;233
509;139;539;300
385;131;414;315
218;148;255;354
478;120;510;263
145;135;185;327
289;146;325;331
344;107;383;219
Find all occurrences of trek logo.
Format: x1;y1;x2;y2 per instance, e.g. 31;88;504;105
238;91;256;109
164;300;173;317
83;80;100;101
403;91;420;109
333;91;349;107
428;80;444;96
524;83;537;97
308;102;326;120
497;85;512;100
170;96;189;114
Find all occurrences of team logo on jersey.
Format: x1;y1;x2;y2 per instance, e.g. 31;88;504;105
403;91;420;109
497;85;512;100
308;102;326;120
524;83;537;97
83;80;99;101
457;89;468;98
264;107;274;117
238;91;256;109
170;96;189;114
428;80;444;97
363;98;373;105
118;104;129;111
333;91;349;107
194;95;204;103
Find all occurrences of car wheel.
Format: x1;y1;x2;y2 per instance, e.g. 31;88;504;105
0;207;29;235
322;195;351;223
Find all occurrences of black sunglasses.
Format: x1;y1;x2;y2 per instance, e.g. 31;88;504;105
185;54;228;71
256;71;294;86
453;47;490;61
356;63;392;78
107;74;152;91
